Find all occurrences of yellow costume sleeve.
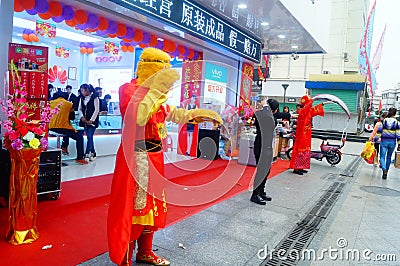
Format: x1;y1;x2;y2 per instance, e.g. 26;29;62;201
137;69;180;126
136;89;168;126
167;106;223;125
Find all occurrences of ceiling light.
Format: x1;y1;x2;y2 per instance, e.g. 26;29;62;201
13;17;104;43
238;4;247;9
291;45;298;49
261;22;269;26
16;33;22;36
51;41;57;44
278;35;285;39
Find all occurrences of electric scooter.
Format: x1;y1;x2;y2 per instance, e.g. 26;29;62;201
285;131;347;166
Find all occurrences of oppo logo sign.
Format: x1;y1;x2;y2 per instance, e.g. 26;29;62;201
95;56;122;63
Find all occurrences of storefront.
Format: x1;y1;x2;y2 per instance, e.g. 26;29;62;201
2;0;262;159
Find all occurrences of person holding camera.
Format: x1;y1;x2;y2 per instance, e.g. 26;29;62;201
78;84;100;162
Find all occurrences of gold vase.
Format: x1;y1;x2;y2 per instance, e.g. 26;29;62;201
6;148;42;245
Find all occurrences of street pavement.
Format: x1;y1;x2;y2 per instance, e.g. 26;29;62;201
81;140;400;265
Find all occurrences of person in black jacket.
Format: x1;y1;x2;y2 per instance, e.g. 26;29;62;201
78;84;100;162
250;95;275;205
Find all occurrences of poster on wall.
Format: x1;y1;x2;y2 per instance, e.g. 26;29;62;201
104;40;119;55
203;62;228;113
8;43;49;120
55;46;70;58
177;61;203;156
239;62;254;118
36;20;56;38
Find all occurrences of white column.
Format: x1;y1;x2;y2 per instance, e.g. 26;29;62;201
0;0;14;139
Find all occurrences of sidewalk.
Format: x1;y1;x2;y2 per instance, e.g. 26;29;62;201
80;139;399;265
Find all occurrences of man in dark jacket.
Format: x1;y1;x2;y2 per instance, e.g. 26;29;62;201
250;96;276;205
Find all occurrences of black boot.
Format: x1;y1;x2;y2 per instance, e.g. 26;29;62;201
293;170;303;175
382;170;388;179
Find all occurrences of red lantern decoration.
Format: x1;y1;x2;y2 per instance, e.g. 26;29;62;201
14;0;24;12
20;0;35;10
133;29;143;43
80;47;87;54
48;1;62;17
98;17;108;31
65;19;77;27
127;45;134;53
149;35;158;47
116;24;127;37
38;11;51;20
73;10;88;25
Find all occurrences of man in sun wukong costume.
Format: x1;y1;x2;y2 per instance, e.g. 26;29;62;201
107;47;222;265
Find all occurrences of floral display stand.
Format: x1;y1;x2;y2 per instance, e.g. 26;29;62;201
6;148;42;245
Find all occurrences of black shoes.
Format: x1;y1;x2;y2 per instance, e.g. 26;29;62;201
250;195;266;205
300;169;308;173
260;193;272;201
293;170;303;175
382;170;388;179
250;193;272;205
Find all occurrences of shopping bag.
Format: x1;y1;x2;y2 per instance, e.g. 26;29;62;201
360;141;375;164
395;152;400;169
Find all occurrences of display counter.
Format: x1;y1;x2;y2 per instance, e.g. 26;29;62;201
238;126;257;166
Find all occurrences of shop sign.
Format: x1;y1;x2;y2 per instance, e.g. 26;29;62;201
109;0;262;63
95;56;123;63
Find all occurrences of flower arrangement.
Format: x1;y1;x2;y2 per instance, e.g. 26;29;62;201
0;61;60;150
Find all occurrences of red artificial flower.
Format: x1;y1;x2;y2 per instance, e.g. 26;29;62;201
31;126;43;136
8;130;21;141
14;118;29;136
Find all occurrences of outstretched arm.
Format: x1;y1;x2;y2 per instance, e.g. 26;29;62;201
167;106;223;125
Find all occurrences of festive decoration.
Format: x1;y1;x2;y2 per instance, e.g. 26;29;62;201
1;62;60;151
79;42;94;54
48;65;68;84
36;20;56;38
104;40;119;55
22;29;39;43
55;46;70;58
120;41;135;53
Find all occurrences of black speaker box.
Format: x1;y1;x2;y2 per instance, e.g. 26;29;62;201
197;129;220;160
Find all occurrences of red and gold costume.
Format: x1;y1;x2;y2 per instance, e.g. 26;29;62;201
289;95;324;170
107;48;222;266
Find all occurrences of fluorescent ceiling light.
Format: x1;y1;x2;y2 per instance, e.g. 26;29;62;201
238;4;247;9
51;41;57;44
278;35;285;39
291;45;298;49
13;17;103;43
261;22;269;26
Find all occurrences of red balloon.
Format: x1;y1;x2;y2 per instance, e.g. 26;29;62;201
164;40;176;53
188;49;195;59
80;47;87;54
139;43;147;48
65;19;77;27
121;45;128;52
178;45;185;55
14;0;24;12
73;10;88;25
38;11;52;20
87;48;94;54
123;38;133;43
127;45;134;53
98;17;108;31
117;24;127;37
48;1;62;17
149;35;158;47
133;29;143;43
33;35;39;42
20;0;35;10
108;33;117;38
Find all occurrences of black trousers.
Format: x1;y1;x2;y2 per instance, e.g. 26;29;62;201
252;146;271;197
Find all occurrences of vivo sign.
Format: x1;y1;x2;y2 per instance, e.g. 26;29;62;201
212;68;223;78
95;56;122;63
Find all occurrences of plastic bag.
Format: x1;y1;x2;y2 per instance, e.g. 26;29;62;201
361;141;375;164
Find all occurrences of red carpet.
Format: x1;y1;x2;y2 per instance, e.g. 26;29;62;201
0;159;289;265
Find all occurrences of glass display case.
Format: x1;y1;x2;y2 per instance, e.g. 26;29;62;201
71;114;122;135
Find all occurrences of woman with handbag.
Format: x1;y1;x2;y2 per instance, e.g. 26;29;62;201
78;84;100;162
377;107;400;179
368;112;387;167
